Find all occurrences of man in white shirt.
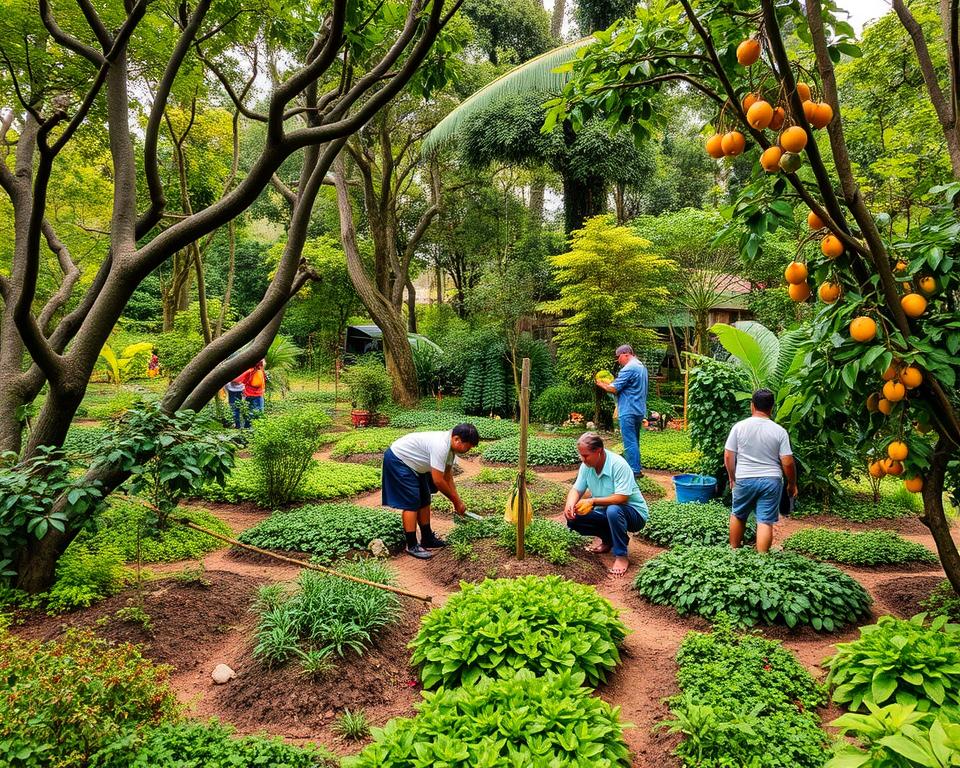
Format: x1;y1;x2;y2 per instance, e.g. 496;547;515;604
382;424;480;559
723;389;797;553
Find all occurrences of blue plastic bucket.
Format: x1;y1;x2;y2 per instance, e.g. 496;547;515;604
673;474;717;503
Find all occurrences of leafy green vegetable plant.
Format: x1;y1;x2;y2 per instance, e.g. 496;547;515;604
199;459;381;505
329;427;410;460
251;407;332;505
634;545;872;630
825;614;960;713
922;581;960;622
342;669;630;768
238;504;404;563
446;516;585;565
637;429;703;472
480;436;580;465
640;500;755;547
410;575;626;689
388;410;519;439
784;528;938;566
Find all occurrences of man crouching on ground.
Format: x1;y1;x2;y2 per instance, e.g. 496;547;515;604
381;423;480;559
564;432;649;577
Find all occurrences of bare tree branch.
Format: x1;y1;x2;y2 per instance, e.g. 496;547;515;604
75;0;113;49
37;219;81;331
38;0;104;66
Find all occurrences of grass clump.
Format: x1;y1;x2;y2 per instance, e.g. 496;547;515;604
199;459;381;505
640;500;753;547
410;575;626;689
388;410;519;439
253;560;401;667
634;545;872;630
783;528;937;566
480;436;579;466
238;504;404;563
660;618;829;768
343;669;630;768
334;709;371;741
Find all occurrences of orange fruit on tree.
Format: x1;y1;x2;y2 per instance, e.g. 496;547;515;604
769;106;785;130
919;276;937;294
882;458;904;476
895;260;908;272
808;210;825;229
802;100;817;122
796;82;812;101
899;366;922;389
881;363;898;382
878;397;893;415
811;102;834;128
705;134;725;158
722;131;746;156
868;460;885;478
760;146;782;172
821;234;844;258
887;440;908;461
882;380;906;402
737;38;762;66
850;316;877;342
903;476;923;493
742;92;759;111
779;125;808;153
747;100;774;129
818;281;841;303
788;282;811;302
866;393;880;412
901;293;927;318
784;261;808;284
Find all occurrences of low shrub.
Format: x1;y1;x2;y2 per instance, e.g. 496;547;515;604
634;545;872;630
198;459;381;505
45;541;131;613
387;409;519;439
660;618;829;768
253;559;401;666
640;500;754;547
343;360;393;414
825;613;960;714
480;436;579;466
251;407;331;506
531;384;584;424
410;575;626;689
922;580;960;622
783;528;938;566
91;719;335;768
237;504;404;563
0;624;180;768
343;669;630;768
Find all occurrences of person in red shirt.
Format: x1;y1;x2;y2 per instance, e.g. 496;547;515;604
238;360;266;427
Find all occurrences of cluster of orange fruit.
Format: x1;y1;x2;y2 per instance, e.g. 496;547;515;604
781;210;843;304
862;362;926;492
867;437;923;492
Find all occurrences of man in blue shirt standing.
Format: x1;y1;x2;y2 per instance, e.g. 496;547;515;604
564;433;648;577
595;344;648;478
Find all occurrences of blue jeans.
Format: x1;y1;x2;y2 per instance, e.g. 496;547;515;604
619;412;643;474
243;395;264;428
227;390;244;429
732;477;782;525
567;504;645;557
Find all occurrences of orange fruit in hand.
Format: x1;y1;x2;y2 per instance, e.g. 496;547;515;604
796;82;812;101
737;38;762;66
747;100;774;129
811;102;833;128
901;293;927;318
721;131;746;156
779;126;808;153
899;366;922;389
769;106;785;130
903;476;923;493
849;316;877;342
706;134;725;158
808;210;825;229
887;440;909;461
919;276;937;294
818;281;841;303
882;380;906;402
821;234;844;258
878;397;893;415
788;282;811;302
784;261;808;284
760;146;782;172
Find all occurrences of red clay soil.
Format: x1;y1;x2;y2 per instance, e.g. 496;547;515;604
873;574;946;619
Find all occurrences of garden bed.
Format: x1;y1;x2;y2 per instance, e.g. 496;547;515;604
873;574;949;619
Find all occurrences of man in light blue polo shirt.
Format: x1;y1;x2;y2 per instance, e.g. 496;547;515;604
564;432;648;577
595;344;648;478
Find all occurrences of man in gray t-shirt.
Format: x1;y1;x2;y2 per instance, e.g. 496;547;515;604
723;389;797;553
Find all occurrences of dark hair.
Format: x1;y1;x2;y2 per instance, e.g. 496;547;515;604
452;423;480;446
752;389;775;413
576;432;604;451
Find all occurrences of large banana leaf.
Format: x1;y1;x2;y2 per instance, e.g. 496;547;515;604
770;326;809;391
98;344;120;386
710;322;777;390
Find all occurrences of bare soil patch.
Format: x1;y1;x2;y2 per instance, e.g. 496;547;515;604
873;574;944;619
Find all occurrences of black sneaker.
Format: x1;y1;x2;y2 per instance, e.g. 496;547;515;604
405;543;433;559
420;533;447;549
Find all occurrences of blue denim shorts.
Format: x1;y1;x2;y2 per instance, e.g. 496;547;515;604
732;477;783;525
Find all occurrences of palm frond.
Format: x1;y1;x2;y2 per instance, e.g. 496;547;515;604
422;38;593;156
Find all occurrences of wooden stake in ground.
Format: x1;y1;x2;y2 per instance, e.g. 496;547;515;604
517;357;531;559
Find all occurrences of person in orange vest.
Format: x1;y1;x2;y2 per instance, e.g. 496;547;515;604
238;360;266;427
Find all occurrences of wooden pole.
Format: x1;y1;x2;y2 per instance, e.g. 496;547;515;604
172;517;433;602
517;357;531;559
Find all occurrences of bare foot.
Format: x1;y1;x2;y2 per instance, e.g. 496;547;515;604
607;556;629;578
587;540;612;554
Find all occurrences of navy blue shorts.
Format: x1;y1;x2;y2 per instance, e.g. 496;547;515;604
381;447;437;511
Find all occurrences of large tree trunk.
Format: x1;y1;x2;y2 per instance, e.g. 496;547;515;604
550;0;565;39
406;278;417;333
562;173;607;234
921;436;960;596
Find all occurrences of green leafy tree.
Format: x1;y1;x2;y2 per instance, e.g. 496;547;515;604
462;0;552;66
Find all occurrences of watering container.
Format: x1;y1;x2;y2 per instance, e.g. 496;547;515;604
673;474;717;503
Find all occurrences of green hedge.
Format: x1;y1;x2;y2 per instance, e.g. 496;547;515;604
237;504;404;564
198;459;381;505
783;528;938;566
480;436;579;466
640;500;754;547
634;545;872;630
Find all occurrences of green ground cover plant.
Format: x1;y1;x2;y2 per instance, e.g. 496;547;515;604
329;428;410;460
251;407;332;505
794;482;920;522
198;459;381;505
480;436;580;466
639;430;702;472
432;480;567;517
661;619;829;768
44;541;131;613
634;545;872;630
410;575;626;689
0;623;180;768
446;516;585;565
825;613;960;714
922;581;960;622
640;500;754;547
252;560;401;667
62;425;111;458
388;409;520;439
473;467;537;484
637;474;666;499
783;528;938;566
343;669;630;768
237;504;404;563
